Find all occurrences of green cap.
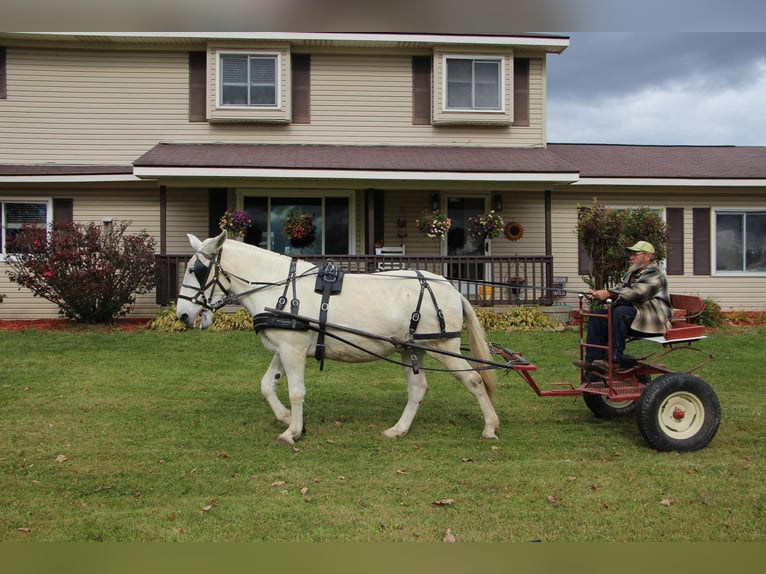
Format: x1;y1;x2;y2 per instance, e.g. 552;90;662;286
628;240;655;254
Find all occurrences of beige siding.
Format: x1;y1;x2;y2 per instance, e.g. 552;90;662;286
0;47;548;166
550;187;766;311
166;188;209;253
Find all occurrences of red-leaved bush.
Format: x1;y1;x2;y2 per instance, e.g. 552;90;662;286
5;220;157;323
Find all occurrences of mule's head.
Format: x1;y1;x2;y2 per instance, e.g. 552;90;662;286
176;231;228;329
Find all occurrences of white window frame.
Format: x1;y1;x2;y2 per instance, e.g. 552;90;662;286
0;197;52;260
713;208;766;276
216;51;281;110
442;55;504;113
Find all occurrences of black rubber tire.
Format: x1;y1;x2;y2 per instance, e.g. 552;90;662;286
637;372;721;452
582;392;638;418
582;374;650;419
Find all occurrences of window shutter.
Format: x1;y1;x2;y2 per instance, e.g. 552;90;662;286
291;54;311;124
208;189;228;238
0;47;6;99
412;56;431;125
188;51;207;122
666;207;684;275
53;198;73;223
513;58;529;126
693;207;711;275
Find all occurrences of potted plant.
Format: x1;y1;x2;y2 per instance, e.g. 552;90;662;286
415;209;451;240
218;209;253;240
467;210;505;241
282;209;316;248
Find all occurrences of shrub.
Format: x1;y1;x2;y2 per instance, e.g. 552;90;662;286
577;200;669;290
5;220;157;323
476;307;561;331
147;305;254;332
699;298;725;327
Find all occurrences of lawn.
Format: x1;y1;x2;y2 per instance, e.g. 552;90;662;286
0;325;763;542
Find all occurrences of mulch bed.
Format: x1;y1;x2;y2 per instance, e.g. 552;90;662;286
0;318;149;331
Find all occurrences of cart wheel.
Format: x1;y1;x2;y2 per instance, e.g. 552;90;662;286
583;393;638;418
581;374;649;419
637;372;720;452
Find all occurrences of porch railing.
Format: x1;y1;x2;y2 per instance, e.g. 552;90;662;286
156;254;558;307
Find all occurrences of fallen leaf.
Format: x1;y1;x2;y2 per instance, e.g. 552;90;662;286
660;498;674;506
566;476;577;481
312;477;321;483
300;487;309;495
490;445;499;451
443;528;456;542
271;480;286;487
17;527;31;533
547;495;558;504
338;476;346;481
591;484;601;491
326;439;336;444
396;469;409;475
55;454;68;463
202;505;213;512
461;458;475;463
166;512;177;522
432;498;454;506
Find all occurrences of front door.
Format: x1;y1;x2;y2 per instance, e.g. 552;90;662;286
446;197;486;297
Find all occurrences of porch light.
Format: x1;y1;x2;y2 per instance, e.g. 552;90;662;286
493;193;503;212
431;192;441;211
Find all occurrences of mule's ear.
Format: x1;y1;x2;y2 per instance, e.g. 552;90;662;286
187;233;203;251
212;230;227;250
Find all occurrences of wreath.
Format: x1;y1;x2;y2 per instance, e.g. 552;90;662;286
504;221;524;241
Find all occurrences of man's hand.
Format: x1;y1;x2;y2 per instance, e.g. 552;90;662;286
583;288;610;301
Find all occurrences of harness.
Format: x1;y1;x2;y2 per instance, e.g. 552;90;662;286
177;250;231;311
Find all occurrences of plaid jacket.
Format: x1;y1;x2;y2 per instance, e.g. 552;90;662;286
609;264;673;335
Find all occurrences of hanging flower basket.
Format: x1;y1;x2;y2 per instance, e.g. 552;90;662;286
467;210;505;241
504;221;525;241
415;209;451;240
219;209;253;239
282;209;316;247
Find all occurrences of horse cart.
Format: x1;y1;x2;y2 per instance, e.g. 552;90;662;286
490;293;721;452
176;232;720;451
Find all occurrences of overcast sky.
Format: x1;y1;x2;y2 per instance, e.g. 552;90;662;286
546;32;766;146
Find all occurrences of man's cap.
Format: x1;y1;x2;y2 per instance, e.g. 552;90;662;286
627;240;655;254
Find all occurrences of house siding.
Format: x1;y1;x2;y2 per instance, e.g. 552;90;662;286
0;47;547;167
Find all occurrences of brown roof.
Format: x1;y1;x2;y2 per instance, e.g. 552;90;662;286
0;165;133;176
133;143;579;174
548;143;766;179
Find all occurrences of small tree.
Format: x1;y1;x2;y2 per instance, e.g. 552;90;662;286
577;200;669;290
5;220;158;323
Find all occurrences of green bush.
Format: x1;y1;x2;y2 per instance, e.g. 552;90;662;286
476;306;561;331
699;298;725;327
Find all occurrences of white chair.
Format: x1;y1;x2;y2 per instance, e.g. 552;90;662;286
375;245;406;271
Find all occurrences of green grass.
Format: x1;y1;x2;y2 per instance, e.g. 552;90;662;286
0;326;763;542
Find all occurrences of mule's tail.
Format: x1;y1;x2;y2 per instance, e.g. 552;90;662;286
461;294;497;398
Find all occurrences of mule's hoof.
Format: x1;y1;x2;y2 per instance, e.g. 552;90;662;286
482;430;499;440
277;433;295;446
381;428;406;439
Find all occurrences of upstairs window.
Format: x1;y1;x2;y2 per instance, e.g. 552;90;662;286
219;53;279;108
445;57;501;111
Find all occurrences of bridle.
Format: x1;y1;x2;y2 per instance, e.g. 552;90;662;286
177;250;232;311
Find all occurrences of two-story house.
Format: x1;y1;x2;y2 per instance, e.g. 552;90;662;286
1;32;765;319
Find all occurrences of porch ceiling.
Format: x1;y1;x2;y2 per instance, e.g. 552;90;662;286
132;143;580;185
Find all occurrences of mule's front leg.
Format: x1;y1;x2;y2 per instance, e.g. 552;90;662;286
260;355;291;426
275;347;307;446
382;351;428;439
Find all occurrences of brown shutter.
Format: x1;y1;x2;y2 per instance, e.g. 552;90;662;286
53;198;73;223
513;57;529;126
208;189;228;238
188;51;207;122
666;207;684;275
0;47;6;99
693;208;711;275
412;56;431;125
291;54;311;124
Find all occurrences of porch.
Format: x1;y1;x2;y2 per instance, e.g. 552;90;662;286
156;254;561;308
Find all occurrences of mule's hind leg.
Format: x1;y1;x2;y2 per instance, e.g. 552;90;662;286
382;350;429;439
260;355;291;426
430;352;500;440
